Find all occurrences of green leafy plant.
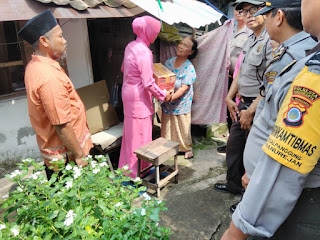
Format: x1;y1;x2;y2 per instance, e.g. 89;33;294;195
0;156;171;239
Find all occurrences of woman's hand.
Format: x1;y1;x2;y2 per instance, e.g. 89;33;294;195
165;90;173;102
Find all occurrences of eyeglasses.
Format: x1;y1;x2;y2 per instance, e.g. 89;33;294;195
240;6;262;16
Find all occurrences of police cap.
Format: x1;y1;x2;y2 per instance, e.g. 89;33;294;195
254;0;301;16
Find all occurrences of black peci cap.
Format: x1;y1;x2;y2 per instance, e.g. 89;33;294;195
18;9;58;45
254;0;301;16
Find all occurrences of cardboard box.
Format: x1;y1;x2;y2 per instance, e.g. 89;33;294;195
153;63;176;91
77;80;119;135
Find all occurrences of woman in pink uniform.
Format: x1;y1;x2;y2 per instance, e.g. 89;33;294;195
118;16;171;178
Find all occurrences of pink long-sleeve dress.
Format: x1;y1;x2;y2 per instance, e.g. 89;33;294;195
118;16;166;178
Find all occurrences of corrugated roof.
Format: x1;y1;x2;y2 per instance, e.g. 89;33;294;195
0;0;144;22
130;0;223;29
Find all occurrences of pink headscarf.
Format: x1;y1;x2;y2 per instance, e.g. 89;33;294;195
132;16;161;46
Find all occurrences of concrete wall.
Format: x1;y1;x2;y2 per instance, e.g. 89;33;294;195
0;19;93;177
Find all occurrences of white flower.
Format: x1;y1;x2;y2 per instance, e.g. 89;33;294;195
17;187;23;192
105;192;110;196
51;158;59;162
65;181;72;189
96;155;104;159
73;166;82;179
142;193;151;201
64;217;74;227
141;208;146;216
92;168;100;174
99;162;108;167
66;210;76;218
2;194;9;199
123;165;129;171
87;155;92;159
133;177;141;182
65;164;72;171
64;210;76;227
0;224;6;230
156;222;159;227
40;179;48;184
91;161;98;168
115;202;122;207
21;158;31;163
74;172;81;179
157;200;162;205
11;227;19;236
10;170;22;178
31;172;41;180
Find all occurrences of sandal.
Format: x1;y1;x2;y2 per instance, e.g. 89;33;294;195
184;151;193;159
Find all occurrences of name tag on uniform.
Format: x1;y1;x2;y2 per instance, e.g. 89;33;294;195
262;66;320;174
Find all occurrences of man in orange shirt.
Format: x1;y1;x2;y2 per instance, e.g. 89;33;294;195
18;10;93;179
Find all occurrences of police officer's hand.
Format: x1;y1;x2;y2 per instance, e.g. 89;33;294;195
226;98;239;122
241;172;250;190
75;158;89;168
221;221;250;240
239;109;253;130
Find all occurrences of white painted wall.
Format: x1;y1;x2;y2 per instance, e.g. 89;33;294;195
0;18;93;177
61;18;94;88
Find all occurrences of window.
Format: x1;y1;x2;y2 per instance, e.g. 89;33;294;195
0;21;32;100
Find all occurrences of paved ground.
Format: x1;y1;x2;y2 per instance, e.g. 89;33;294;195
0;124;238;240
157;137;241;240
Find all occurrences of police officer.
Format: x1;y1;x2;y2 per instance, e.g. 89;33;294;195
221;0;320;239
214;0;276;195
230;0;316;213
218;2;252;154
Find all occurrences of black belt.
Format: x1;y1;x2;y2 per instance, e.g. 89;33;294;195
241;97;255;104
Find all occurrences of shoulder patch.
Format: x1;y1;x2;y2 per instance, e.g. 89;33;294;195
270;46;286;64
306;51;320;66
270;40;280;57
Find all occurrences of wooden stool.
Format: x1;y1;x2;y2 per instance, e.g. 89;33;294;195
134;137;179;197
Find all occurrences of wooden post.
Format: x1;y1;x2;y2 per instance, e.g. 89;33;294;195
192;28;196;39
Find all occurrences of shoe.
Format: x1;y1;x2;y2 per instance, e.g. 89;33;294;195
184;151;194;159
217;145;226;153
230;202;239;213
213;183;241;195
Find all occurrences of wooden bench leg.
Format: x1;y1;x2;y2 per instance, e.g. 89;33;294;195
156;165;160;197
174;155;178;184
106;157;114;173
137;158;141;178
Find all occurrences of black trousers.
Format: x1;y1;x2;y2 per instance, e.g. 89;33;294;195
227;76;234;131
45;155;69;180
225;100;251;193
250;187;320;240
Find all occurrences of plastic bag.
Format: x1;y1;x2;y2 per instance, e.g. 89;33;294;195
109;82;122;108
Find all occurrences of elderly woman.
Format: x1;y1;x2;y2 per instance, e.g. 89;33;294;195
161;37;198;159
118;16;171;179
